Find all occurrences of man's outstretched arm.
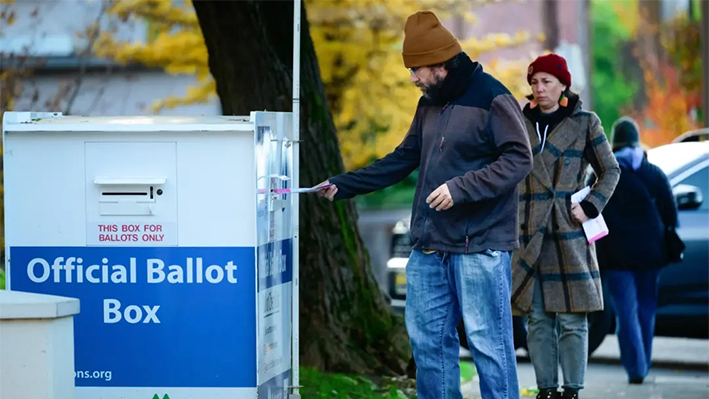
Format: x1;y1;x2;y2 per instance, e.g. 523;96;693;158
320;108;423;201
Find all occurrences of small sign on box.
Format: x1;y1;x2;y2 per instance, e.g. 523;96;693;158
87;222;177;246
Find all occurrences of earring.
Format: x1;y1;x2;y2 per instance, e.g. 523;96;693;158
559;93;568;107
530;99;538;109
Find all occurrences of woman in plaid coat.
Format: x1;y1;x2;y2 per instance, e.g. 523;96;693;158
511;54;620;399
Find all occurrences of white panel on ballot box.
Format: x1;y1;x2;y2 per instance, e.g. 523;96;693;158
2;111;296;399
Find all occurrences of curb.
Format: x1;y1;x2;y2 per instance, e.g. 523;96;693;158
588;355;709;371
516;353;709;372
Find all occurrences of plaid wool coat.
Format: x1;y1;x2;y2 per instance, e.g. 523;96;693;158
511;100;620;314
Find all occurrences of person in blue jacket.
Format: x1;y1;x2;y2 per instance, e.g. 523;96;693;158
591;116;679;384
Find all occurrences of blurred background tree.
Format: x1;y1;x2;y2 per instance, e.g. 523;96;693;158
95;0;533;168
93;0;215;111
590;0;703;144
93;0;535;209
590;0;639;134
306;0;533;171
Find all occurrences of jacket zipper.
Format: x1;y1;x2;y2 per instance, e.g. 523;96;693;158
465;218;471;253
419;102;451;245
438;103;448;152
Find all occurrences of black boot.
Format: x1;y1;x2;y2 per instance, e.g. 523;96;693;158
536;388;560;399
561;389;579;399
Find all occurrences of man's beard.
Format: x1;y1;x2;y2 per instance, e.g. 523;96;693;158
417;75;446;101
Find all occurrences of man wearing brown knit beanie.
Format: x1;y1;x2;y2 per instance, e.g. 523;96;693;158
319;11;532;399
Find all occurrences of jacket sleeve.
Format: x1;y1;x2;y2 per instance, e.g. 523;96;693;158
652;164;679;229
582;113;620;214
446;93;533;204
329;107;422;200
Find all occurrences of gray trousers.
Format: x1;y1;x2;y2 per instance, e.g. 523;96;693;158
526;275;589;391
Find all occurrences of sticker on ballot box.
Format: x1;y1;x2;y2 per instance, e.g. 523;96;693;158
87;222;177;246
257;239;293;393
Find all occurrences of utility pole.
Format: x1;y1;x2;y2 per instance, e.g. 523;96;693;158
543;0;560;50
702;0;709;127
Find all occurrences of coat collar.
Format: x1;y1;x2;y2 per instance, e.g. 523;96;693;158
525;96;585;191
420;52;479;106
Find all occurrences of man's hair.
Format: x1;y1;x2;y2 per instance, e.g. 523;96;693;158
428;52;462;71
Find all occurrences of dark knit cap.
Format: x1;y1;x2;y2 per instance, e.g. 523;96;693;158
611;116;641;150
527;53;572;88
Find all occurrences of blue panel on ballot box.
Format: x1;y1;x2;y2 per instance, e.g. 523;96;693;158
8;246;257;388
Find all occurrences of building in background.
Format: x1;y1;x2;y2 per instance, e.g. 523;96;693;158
1;0;220;116
449;0;592;108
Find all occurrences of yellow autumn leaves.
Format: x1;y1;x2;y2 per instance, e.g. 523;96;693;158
4;0;536;171
308;0;535;169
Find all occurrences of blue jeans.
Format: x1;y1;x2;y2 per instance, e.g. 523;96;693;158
405;248;519;399
605;268;661;380
527;275;588;392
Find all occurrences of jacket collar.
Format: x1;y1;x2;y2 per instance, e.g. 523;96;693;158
421;52;479;106
526;95;585;190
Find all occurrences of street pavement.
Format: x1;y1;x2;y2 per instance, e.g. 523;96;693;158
590;335;709;369
460;335;709;398
461;362;709;399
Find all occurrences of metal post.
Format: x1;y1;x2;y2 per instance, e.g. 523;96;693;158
290;0;301;397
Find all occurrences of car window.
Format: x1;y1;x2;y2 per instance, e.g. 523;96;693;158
678;165;709;211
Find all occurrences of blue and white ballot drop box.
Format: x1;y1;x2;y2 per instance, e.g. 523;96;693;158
2;111;300;399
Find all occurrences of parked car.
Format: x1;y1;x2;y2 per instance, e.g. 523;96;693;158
673;127;709;143
386;141;709;355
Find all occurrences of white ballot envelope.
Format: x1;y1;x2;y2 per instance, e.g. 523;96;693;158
570;186;609;243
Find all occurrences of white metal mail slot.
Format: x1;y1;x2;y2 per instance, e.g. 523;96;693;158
95;177;167;216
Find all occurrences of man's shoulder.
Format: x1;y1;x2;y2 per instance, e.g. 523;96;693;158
458;71;514;111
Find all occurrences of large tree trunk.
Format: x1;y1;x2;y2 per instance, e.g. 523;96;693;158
192;0;410;376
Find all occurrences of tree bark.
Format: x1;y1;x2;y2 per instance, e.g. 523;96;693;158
192;0;410;376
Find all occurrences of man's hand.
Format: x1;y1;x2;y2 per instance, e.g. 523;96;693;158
316;180;338;201
571;203;589;224
426;183;454;211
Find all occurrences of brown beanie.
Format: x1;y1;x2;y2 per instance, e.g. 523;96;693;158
402;11;462;68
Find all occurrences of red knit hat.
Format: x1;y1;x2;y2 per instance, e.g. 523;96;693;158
526;53;571;88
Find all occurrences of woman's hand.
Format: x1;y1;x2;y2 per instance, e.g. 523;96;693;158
571;203;589;224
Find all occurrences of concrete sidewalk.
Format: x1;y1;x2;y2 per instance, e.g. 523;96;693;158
504;335;709;369
462;362;709;399
461;336;709;398
463;335;709;369
590;335;709;369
